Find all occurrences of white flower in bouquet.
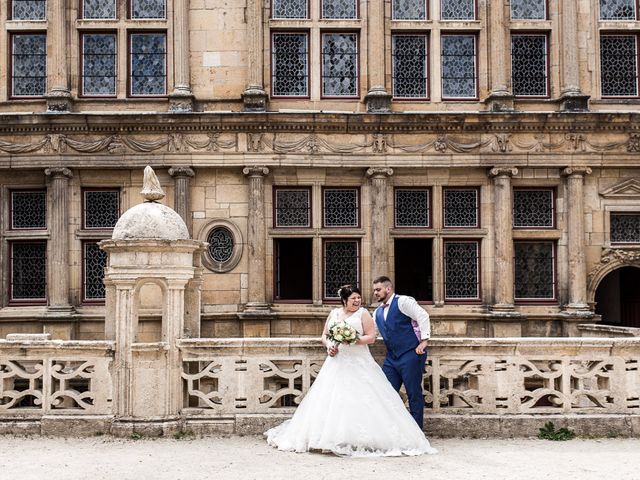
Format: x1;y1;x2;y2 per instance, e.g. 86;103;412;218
328;321;359;345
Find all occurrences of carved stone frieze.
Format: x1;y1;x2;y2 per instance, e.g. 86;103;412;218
587;248;640;301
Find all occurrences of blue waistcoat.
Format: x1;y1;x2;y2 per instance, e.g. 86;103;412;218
375;295;420;357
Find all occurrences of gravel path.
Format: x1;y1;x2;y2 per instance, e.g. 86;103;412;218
0;435;637;480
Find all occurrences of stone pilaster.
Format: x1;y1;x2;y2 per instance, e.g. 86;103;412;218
242;0;268;111
562;167;592;313
489;167;518;313
44;167;73;312
169;0;195;112
366;168;393;285
168;166;194;234
364;0;391;112
45;0;72;112
485;0;514;112
559;0;589;111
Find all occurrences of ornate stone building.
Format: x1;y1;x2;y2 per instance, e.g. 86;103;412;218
1;0;640;341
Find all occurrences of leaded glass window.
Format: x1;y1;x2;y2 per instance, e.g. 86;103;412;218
441;35;476;98
272;0;308;18
441;0;475;20
323;188;359;227
272;33;309;97
513;189;553;228
510;0;546;20
392;0;427;19
322;33;358;97
82;0;116;19
600;0;636;20
207;227;235;263
395;189;430;227
10;242;47;302
129;33;166;96
392;35;428;99
82;34;117;96
444;241;479;299
11;0;46;20
11;34;46;97
275;188;311;227
84;242;107;301
443;188;478;227
131;0;165;19
322;0;357;19
512;35;548;97
611;213;640;243
601;35;638;97
84;190;119;229
514;242;555;299
324;240;359;298
11;191;46;229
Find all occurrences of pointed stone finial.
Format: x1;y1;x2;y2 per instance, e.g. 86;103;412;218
141;166;165;202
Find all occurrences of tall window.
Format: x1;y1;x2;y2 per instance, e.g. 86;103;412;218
272;0;308;19
130;0;166;19
321;33;359;97
395;188;430;227
392;0;427;20
129;32;167;96
441;34;477;99
610;213;640;244
600;0;637;20
510;0;547;20
11;33;46;98
514;242;555;300
321;0;357;19
81;33;117;97
83;242;108;301
511;34;548;97
10;242;47;303
443;187;479;228
392;35;428;99
323;240;359;299
601;35;638;97
274;188;311;227
323;188;359;227
10;0;46;20
82;0;116;19
275;238;313;301
513;189;554;228
441;0;475;20
271;33;309;97
444;240;479;301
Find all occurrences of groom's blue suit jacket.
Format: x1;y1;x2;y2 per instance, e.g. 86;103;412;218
375;295;420;358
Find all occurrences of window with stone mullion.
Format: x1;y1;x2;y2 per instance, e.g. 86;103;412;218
600;35;639;97
600;0;637;20
323;188;359;227
322;0;357;19
82;34;117;97
82;0;116;19
510;0;546;20
395;188;430;227
83;189;120;229
130;0;166;19
443;187;479;227
392;0;427;20
511;34;548;97
514;241;555;300
11;33;47;97
11;0;46;20
392;35;428;99
323;240;359;299
441;34;477;99
275;188;311;227
321;33;358;97
513;189;554;228
10;241;47;303
443;240;479;300
272;0;308;19
272;33;309;97
441;0;475;20
83;242;108;302
11;190;47;229
129;32;167;96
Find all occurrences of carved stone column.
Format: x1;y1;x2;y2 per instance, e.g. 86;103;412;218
169;0;195;112
45;167;73;312
559;0;589;111
489;167;518;313
562;167;592;313
485;0;513;111
168;166;194;234
242;166;270;313
367;168;393;286
364;0;391;112
45;0;72;112
242;0;268;111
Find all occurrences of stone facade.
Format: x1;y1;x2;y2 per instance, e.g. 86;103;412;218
0;0;639;339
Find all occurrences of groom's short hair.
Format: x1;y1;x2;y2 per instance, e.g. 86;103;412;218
373;276;393;287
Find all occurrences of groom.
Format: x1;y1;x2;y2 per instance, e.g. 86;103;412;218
372;276;430;429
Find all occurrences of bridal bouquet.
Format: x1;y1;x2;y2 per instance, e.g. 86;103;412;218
327;321;359;345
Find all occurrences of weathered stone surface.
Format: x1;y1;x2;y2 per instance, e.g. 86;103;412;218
112;203;189;241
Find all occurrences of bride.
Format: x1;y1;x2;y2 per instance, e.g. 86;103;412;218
266;285;437;457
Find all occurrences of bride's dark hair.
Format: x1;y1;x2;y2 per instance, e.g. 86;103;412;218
337;284;361;306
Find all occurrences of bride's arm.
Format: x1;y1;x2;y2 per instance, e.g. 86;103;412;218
322;309;338;356
356;310;377;345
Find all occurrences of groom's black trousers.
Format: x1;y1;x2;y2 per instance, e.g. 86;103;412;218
382;349;427;429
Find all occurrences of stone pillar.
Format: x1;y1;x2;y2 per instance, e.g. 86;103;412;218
45;0;72;112
242;0;268;111
489;167;518;313
169;0;195;112
168;167;194;234
364;0;391;112
242;166;270;312
559;0;589;111
367;168;393;286
45;167;73;312
562;167;592;313
485;0;513;111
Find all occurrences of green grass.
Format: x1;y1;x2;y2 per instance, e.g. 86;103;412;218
538;421;575;441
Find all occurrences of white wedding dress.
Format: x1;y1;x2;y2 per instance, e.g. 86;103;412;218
265;307;437;457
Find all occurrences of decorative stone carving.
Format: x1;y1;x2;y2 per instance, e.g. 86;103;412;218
141;166;165;201
365;87;392;113
600;179;640;198
588;248;640;303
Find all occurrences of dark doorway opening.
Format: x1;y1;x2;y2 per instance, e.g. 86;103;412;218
394;238;433;302
595;266;640;328
274;238;313;301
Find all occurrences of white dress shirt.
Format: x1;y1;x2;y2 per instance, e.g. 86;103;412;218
379;293;431;340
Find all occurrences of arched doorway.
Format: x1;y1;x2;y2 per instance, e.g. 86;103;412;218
594;266;640;327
